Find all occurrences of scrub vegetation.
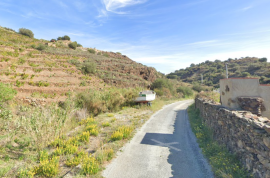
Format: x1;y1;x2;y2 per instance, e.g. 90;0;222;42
0;85;180;177
0;25;192;177
168;57;269;88
188;103;252;178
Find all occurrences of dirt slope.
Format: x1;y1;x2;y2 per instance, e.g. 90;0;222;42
0;27;161;104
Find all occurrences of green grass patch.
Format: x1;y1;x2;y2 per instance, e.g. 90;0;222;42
187;104;252;178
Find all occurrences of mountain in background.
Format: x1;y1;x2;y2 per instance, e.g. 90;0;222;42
167;57;269;88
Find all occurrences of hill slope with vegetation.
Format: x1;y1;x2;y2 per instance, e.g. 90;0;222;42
0;26;162;103
0;26;190;177
167;57;269;88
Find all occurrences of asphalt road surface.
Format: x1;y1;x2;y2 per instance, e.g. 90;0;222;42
103;100;214;178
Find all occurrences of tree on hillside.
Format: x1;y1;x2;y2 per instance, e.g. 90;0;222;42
68;41;77;50
63;35;70;40
19;28;34;38
259;58;267;62
176;86;193;97
81;59;96;74
57;35;71;41
152;78;175;97
166;74;178;79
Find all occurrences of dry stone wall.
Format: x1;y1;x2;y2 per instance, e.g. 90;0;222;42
237;97;265;116
195;98;270;178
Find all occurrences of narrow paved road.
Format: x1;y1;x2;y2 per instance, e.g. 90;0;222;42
103;100;213;178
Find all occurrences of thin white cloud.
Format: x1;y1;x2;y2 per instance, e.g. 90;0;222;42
102;0;147;14
97;9;108;18
188;40;217;45
20;11;49;20
241;6;253;11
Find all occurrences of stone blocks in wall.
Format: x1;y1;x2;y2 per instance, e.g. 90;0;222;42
195;98;270;178
237;97;265;116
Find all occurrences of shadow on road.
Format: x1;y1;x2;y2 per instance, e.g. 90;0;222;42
140;109;213;178
141;133;181;152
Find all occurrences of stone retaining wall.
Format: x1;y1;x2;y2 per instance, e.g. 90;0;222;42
195;98;270;178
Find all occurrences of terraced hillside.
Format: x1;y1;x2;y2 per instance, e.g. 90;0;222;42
0;27;160;103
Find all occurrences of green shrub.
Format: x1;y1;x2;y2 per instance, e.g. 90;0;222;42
242;72;250;77
155;89;164;96
0;83;17;102
80;81;86;86
68;59;81;67
75;88;138;115
57;35;70;41
152;78;173;90
248;64;261;71
36;44;46;51
82;155;99;175
63;35;70;40
21;73;29;80
15;80;25;87
152;78;175;96
68;42;77;50
90;129;99;136
176;86;193;97
17;168;35;178
77;44;82;47
192;84;204;92
18;28;34;38
81;60;96;74
34;155;59;177
18;57;26;64
111;131;123;141
88;49;95;54
102;122;110;127
259;57;267;62
107;113;114;117
166;74;178;79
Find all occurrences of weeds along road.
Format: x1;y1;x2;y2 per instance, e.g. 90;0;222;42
103;100;214;178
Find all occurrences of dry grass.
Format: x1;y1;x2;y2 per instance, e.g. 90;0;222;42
0;25;184;177
0;93;180;177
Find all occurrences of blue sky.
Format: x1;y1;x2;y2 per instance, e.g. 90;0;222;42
1;0;270;74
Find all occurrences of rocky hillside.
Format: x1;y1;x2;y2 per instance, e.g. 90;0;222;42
167;57;269;88
0;26;161;103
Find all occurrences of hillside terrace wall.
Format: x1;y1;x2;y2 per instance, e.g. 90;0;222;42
195;98;270;178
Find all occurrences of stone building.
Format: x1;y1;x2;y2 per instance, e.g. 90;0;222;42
220;78;270;118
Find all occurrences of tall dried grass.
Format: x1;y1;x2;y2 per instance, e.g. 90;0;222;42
75;87;141;115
